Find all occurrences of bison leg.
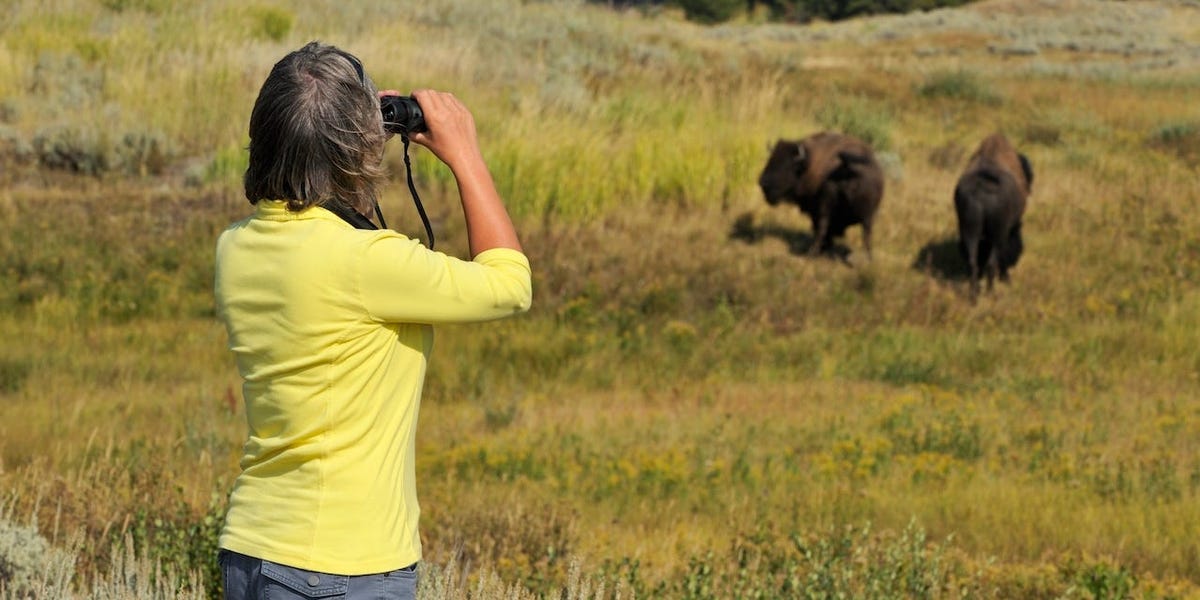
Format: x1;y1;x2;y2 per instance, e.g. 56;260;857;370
984;249;998;292
957;222;983;301
808;187;841;257
963;240;981;300
983;217;1010;293
998;222;1023;283
809;213;829;256
988;237;1009;288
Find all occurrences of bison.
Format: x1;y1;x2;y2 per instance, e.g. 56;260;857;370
758;132;885;260
954;132;1033;300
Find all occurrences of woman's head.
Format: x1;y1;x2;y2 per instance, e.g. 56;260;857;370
244;42;386;214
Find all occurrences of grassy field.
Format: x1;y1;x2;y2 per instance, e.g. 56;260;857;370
3;0;1200;597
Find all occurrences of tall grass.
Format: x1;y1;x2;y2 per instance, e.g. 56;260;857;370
3;0;1200;598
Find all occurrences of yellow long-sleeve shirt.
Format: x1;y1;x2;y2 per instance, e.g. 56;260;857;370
214;200;531;574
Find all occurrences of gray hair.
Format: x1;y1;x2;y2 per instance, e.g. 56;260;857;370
244;41;386;214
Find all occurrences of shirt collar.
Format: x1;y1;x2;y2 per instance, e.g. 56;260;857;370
254;200;348;225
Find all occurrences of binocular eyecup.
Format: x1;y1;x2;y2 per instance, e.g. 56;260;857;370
381;95;426;136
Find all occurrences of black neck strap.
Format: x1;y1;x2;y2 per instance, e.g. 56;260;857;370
323;138;435;249
402;135;435;250
325;199;379;230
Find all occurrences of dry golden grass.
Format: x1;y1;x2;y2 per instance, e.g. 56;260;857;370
3;0;1200;597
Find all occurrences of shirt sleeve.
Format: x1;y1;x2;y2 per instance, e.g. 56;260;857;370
357;232;532;324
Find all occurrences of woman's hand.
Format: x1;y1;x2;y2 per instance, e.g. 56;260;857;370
378;89;520;256
403;89;485;174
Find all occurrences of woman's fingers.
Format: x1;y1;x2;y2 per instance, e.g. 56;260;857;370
407;89;481;168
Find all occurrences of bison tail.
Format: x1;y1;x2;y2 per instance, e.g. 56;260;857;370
954;185;984;224
1019;153;1034;189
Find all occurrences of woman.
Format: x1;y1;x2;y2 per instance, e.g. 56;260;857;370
213;41;532;599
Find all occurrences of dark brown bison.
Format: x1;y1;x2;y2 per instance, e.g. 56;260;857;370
758;132;884;260
954;133;1033;299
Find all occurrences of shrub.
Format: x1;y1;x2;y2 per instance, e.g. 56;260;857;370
31;126;172;176
115;130;171;177
0;126;34;168
32;125;109;175
1071;559;1138;600
917;70;1002;105
594;0;974;22
251;6;294;42
752;0;974;22
1147;122;1200;167
98;0;170;12
103;489;226;599
676;0;744;23
0;512;75;598
655;520;984;598
0;359;30;394
815;96;893;152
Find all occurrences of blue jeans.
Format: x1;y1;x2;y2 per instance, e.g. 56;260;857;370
219;549;417;600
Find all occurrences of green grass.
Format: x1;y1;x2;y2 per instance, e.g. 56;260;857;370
3;0;1200;598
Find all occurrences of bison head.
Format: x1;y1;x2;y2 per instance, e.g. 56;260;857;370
758;140;808;206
